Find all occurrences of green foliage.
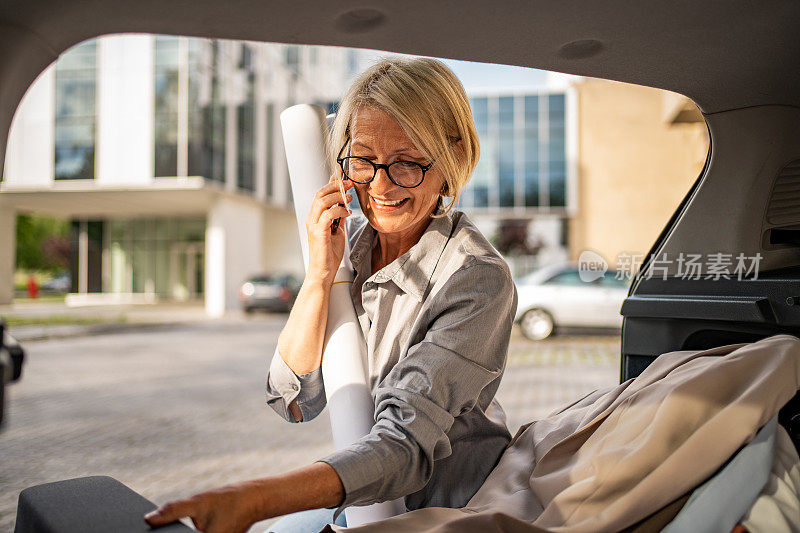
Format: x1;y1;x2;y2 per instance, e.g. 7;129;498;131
15;214;70;272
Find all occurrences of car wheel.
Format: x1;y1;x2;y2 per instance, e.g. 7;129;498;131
519;308;555;341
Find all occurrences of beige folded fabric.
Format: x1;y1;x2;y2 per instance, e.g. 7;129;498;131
740;424;800;532
332;334;800;533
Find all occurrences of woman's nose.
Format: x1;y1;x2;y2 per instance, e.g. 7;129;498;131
370;166;396;193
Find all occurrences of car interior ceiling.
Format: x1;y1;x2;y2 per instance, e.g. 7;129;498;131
2;1;800;447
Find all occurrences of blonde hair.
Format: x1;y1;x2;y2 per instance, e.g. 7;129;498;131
328;57;480;216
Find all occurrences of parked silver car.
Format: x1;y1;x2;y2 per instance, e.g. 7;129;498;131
514;263;629;340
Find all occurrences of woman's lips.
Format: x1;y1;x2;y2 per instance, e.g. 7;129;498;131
371;197;409;212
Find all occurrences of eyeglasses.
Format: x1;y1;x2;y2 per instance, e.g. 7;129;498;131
336;136;434;189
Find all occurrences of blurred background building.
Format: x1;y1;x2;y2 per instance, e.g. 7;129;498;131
1;35;368;315
568;78;708;270
0;35;708;315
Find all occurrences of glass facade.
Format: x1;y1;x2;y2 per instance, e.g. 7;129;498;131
470;97;490;208
498;96;515;207
285;45;300;73
69;220;103;292
524;95;539;207
548;94;567;207
266;103;274;198
237;44;256;192
463;92;569;211
107;217;205;299
187;39;226;183
54;41;97;180
154;36;180;177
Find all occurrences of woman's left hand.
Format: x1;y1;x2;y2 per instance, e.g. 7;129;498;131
144;463;344;532
144;480;264;533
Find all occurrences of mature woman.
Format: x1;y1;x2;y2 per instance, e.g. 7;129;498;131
145;57;517;533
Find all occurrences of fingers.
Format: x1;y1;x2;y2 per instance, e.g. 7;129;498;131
318;204;351;229
319;174;352;196
144;499;194;526
309;191;353;228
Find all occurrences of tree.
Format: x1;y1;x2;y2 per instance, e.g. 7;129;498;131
15;214;70;272
493;219;543;257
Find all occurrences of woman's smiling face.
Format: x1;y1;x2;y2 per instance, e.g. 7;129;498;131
348;106;445;241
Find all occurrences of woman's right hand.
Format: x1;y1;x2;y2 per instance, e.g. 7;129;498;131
305;173;353;286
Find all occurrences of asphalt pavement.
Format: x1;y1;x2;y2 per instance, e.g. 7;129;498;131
0;314;619;532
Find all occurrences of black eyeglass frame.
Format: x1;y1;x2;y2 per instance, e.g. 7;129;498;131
335;136;435;189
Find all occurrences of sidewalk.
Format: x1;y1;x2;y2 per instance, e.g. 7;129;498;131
0;301;260;342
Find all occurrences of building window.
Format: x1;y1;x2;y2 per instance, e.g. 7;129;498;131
54;41;97;180
524;95;540;207
239;44;253;70
548;94;567;207
347;49;359;75
463;92;568;211
154;36;180;177
266;102;274;199
237;45;255;192
498;96;515;207
469;97;490;208
107;216;205;298
322;101;340;116
285;45;299;73
187;40;226;183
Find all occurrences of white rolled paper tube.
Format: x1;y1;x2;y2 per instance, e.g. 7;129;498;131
280;104;403;525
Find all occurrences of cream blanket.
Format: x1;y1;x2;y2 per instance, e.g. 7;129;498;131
331;334;800;533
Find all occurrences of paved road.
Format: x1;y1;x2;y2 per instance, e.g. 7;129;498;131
0;317;619;532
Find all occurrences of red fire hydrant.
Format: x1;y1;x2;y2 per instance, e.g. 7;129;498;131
26;276;39;299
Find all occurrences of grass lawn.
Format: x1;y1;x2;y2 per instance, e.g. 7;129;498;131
0;314;127;327
11;294;68;304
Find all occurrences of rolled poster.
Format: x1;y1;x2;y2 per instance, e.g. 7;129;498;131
280;104;403;525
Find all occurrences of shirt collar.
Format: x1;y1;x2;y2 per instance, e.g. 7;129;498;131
349;206;457;302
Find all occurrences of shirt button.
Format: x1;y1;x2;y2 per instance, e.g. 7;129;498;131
291;384;299;391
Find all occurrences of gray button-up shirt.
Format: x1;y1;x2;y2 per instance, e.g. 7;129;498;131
265;208;517;514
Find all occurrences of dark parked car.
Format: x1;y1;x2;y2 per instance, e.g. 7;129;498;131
239;273;301;313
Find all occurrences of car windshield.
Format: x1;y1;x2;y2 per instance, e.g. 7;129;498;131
249;275;278;283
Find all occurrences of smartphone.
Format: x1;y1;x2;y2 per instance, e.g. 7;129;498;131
331;171;349;234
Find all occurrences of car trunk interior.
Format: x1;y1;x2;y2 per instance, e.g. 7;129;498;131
622;105;800;452
2;1;800;451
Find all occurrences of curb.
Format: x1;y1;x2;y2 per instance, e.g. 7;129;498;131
7;315;289;342
8;322;188;342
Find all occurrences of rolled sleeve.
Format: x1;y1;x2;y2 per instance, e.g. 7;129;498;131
321;261;517;513
265;347;327;423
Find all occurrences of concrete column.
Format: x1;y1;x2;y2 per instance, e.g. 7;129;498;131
96;34;154;184
0;209;16;304
260;206;304;276
78;220;88;293
566;85;579;216
205;196;265;317
272;101;290;206
225;102;237;192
